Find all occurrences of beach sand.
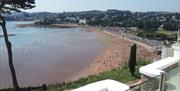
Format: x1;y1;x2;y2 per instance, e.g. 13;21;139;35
71;27;157;81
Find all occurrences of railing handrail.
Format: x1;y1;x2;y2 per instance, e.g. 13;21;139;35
125;75;160;91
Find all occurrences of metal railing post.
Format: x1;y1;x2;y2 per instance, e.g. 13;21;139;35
159;72;166;91
178;73;180;91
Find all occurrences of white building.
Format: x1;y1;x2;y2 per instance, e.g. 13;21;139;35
79;19;87;24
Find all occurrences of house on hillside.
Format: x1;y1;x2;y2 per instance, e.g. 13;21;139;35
79;19;87;25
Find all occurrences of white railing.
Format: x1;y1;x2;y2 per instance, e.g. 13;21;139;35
140;57;180;77
72;79;130;91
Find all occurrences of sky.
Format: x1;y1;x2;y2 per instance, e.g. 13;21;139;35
26;0;180;12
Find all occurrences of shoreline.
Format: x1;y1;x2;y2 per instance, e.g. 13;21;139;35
69;27;158;82
16;23;79;28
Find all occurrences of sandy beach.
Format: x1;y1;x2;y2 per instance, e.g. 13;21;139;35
71;27;158;81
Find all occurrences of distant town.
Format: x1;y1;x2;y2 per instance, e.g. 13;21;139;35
6;10;180;46
6;10;180;31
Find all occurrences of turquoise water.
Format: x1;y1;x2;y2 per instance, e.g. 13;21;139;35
0;21;102;88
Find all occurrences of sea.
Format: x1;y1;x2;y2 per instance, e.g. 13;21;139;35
0;21;102;88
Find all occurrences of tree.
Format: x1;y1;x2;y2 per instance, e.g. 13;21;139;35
0;0;35;91
128;44;137;76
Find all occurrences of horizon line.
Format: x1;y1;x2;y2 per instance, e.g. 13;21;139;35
24;9;180;13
